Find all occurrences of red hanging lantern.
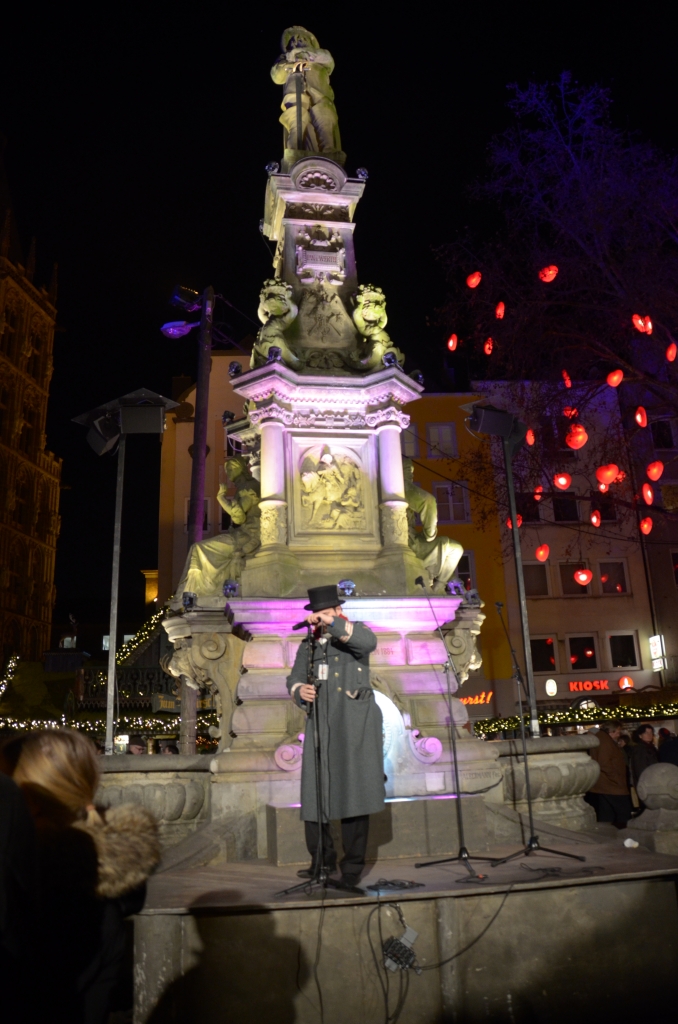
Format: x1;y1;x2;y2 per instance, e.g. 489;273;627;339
635;406;648;428
619;676;634;690
562;406;578;419
606;370;623;387
484;337;494;355
590;510;601;528
574;568;593;586
506;514;523;530
447;333;458;351
539;265;558;282
526;428;535;446
667;343;677;363
632;314;653;334
642;483;654;505
614;470;626;483
598;482;609;493
533;485;543;501
495;301;505;319
561;369;572;388
553;473;572;490
596;464;619;485
566;424;588;450
535;544;549;562
640;516;653;535
647;461;664;481
466;271;482;288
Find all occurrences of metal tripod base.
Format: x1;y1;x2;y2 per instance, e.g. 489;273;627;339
415;845;495;882
490;834;586;868
275;871;364;897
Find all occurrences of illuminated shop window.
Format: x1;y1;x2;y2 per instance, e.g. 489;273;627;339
567;635;598;670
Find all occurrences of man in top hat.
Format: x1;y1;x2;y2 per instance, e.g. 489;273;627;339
286;584;384;889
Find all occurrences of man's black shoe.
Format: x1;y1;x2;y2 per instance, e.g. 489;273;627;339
296;866;337;879
335;876;365;893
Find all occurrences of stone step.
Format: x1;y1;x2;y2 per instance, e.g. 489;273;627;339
266;793;488;866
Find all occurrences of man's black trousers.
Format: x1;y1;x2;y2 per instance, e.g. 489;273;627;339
304;815;369;881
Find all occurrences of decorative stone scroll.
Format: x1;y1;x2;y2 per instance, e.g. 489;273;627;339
274;736;304;771
407;730;443;764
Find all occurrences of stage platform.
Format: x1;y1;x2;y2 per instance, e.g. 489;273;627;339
136;830;678;1024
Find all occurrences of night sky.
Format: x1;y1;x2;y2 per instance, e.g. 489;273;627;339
1;6;675;630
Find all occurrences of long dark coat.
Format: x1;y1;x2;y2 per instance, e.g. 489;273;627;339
287;617;385;821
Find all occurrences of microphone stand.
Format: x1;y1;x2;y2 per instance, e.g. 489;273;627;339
490;602;585;867
414;579;494;881
277;621;344;896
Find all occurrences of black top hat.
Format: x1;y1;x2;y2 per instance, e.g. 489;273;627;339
304;584;345;612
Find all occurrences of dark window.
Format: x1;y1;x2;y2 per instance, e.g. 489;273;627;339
19;408;36;454
0;309;18;358
600;561;627;594
598;493;616;521
516;494;541;522
524;564;549;597
433;482;468;523
553;492;579;522
15;479;30;529
27;334;42;380
609;634;638;668
456;553;474;591
531;637;556;672
671;552;678;587
568;636;597;669
651;420;674;450
560;563;590;595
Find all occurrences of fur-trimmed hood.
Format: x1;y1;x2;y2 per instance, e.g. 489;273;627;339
74;803;161;899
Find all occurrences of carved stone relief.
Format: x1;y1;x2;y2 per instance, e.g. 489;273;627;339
260;501;288;546
379;502;409;547
299;444;366;531
295;224;345;284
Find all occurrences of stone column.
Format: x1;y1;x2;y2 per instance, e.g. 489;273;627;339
377;423;408;547
258;420;288;548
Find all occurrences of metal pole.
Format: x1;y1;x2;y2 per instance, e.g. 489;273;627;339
181;285;214;755
503;436;540;738
105;434;126;755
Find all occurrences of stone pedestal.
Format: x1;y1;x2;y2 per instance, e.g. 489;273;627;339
622;763;678;853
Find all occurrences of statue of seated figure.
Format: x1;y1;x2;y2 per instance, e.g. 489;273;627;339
403;458;463;594
173;456;261;603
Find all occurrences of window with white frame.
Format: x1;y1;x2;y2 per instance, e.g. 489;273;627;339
559;562;590;596
567;634;599;670
530;635;558;673
523;562;550;597
433;481;469;523
426;422;457;458
400;428;419;458
598;560;628;595
607;632;639;669
456;551;476;591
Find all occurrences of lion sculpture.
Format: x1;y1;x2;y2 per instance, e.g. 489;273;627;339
351;284;405;371
251;279;301;369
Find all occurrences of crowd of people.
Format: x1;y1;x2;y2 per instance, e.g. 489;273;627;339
586;720;675;827
0;729;160;1023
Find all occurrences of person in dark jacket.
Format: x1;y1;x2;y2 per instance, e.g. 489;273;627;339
7;729;160;1024
0;772;37;1018
630;723;659;787
287;584;384;890
586;723;633;826
658;731;678;767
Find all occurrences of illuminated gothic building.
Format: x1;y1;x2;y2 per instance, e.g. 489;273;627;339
0;176;62;663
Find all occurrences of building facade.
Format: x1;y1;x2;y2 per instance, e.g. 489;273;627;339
0;211;62;662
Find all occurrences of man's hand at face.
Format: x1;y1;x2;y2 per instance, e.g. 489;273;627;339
299;684;317;702
306;606;342;627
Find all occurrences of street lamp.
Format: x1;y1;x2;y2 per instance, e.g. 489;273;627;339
469;404;540;737
73;389;178;755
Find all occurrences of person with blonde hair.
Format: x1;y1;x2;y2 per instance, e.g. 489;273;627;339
3;729;160;1024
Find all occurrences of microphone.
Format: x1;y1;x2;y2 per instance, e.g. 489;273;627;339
292;620;310;631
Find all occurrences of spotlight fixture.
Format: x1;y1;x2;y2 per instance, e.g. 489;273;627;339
265;161;280;175
356;167;369;180
161;320;199;339
228;361;243;378
382;351;398;367
409;369;425;386
85;412;120;456
223;580;239;598
266;346;282;363
337;579;356;597
222;410;236;425
182;592;197;611
170;285;202;311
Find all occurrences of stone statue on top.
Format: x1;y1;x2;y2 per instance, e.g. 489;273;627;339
271;26;344;165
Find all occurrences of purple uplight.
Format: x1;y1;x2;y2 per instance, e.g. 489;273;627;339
161;320;199;339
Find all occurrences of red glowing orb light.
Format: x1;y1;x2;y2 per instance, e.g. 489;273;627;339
632;314;653;335
615;470;627;483
647;461;664;481
619;676;634;690
596;464;619;485
667;343;677;363
590;510;601;528
506;514;523;530
598;482;609;493
640;517;653;535
561;370;572;388
535;544;549;562
635;406;648;428
574;569;593;586
584;648;594;658
606;370;623;387
495;301;505;319
484;337;494;355
466;271;482;288
562;406;578;419
533;485;543;501
539;265;559;282
642;483;654;505
566;424;589;450
553;473;572;490
447;333;458;351
601;573;609;583
526;428;535;446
